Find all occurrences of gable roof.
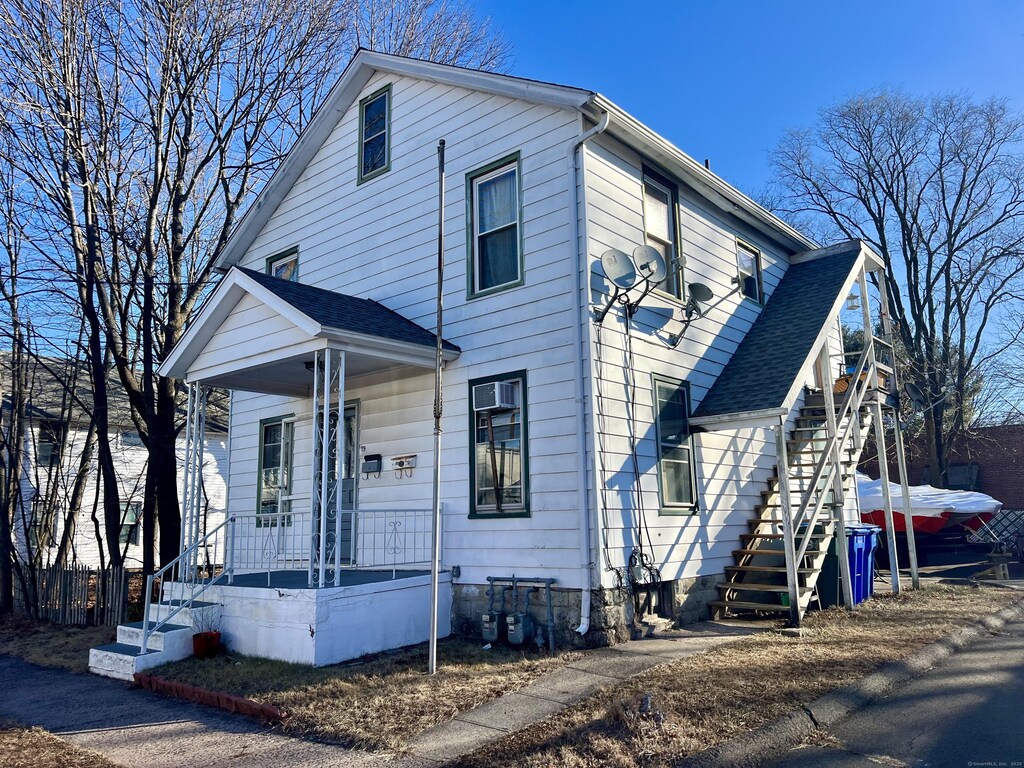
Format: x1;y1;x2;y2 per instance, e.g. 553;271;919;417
159;267;459;380
214;49;814;271
237;268;460;353
692;241;866;423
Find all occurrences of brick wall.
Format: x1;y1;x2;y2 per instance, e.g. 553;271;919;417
859;424;1024;508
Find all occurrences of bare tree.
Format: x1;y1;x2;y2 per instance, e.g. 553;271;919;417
0;0;511;579
772;91;1024;484
346;0;511;71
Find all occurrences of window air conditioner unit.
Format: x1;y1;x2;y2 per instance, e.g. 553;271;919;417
473;382;517;411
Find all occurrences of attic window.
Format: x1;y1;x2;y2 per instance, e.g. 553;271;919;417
358;85;391;183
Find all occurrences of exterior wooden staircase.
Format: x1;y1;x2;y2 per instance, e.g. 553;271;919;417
710;392;872;622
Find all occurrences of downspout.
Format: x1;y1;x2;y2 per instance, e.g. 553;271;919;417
569;108;610;636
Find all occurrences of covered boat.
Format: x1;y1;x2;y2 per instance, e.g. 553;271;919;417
856;472;1002;534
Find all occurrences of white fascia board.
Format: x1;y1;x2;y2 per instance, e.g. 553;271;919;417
215;50;592;272
158;268;322;379
589;95;818;254
689;407;788;431
777;250;866;414
320;326;460;368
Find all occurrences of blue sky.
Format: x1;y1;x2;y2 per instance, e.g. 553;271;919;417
475;0;1024;197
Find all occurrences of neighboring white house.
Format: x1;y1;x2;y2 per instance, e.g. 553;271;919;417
1;359;227;569
90;50;904;677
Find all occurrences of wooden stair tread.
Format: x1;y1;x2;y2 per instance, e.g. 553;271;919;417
708;600;789;613
726;565;816;574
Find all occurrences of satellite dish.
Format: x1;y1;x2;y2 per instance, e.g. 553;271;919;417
904;382;929;411
688;283;714;303
632;245;667;284
601;249;637;290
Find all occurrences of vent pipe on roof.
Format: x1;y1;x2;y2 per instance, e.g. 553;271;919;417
704;158;710;170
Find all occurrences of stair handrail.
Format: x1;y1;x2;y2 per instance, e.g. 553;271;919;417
140;514;235;653
790;339;876;567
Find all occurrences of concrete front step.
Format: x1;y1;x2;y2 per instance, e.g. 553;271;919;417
117;621;192;654
149;600;220;628
88;642;168;682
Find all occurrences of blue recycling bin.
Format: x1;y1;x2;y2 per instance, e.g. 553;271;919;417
818;524;881;608
846;524;881;605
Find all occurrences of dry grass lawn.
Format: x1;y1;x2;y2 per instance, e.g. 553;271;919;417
0;721;119;768
151;637;581;750
457;584;1021;768
0;615;113;674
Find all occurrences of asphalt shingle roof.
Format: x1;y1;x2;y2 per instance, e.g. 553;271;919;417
693;245;861;419
238;268;460;354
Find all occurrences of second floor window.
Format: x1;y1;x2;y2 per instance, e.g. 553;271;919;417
737;240;763;303
359;85;391;182
643;172;681;298
469;155;522;296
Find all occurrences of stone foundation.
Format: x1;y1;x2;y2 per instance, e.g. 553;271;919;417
451;572;725;649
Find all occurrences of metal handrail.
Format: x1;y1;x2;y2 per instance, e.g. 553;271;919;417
140;515;235;653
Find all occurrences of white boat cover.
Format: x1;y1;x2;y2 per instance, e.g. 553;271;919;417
856;472;1002;520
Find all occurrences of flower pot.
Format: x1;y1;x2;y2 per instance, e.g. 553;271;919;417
192;631;221;659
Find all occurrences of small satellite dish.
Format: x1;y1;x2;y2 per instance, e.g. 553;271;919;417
632;245;667;284
601;249;637;290
688;283;714;304
904;382;929;411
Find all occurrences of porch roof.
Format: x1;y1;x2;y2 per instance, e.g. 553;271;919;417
159;267;460;394
691;240;868;425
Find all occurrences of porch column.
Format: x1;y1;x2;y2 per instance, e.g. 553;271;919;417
309;348;345;587
179;382;208;580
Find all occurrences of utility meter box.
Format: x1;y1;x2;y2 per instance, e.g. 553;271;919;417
506;611;535;645
482;611;505;643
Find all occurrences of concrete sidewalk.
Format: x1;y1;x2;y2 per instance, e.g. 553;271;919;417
0;620;765;767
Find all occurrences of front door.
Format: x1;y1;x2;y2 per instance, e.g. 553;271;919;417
328;404;358;564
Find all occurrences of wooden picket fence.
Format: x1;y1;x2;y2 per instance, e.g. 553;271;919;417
13;565;128;626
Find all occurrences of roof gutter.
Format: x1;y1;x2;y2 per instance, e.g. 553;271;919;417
586;95;817;254
568;107;610;638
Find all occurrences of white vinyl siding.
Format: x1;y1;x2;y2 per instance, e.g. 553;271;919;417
233;72;583;588
584;131;796;585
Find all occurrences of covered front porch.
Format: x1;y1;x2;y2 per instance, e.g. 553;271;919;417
148;267;461;665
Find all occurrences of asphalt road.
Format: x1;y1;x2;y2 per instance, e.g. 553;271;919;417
768;618;1024;768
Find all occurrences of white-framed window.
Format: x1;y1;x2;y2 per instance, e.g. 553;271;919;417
653;376;698;511
643;171;682;298
469;371;528;516
120;501;142;546
358;85;391;183
266;247;298;282
468;154;522;296
736;240;763;303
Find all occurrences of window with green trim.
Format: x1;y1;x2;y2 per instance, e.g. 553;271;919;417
469;371;529;517
654;377;697;511
120;502;141;546
267;248;298;282
358;85;391;182
258;417;293;526
468;155;522;296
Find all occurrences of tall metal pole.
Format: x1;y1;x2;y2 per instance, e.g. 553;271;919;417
428;139;446;675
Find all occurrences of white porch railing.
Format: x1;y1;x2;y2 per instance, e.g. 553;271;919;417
226;510;311;586
344;508;435;572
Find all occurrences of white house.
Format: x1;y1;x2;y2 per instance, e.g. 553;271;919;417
89;50;907;678
1;358;228;570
